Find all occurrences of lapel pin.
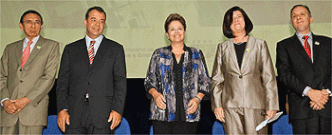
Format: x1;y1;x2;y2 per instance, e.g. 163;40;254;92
314;41;320;45
246;48;250;52
37;46;41;49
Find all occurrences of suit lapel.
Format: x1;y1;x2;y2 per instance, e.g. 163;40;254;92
312;34;321;64
90;37;110;69
15;39;24;67
291;34;312;64
240;36;255;71
78;38;90;67
228;39;241;73
24;36;43;67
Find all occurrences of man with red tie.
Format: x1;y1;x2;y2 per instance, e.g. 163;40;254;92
1;10;60;134
56;6;127;134
276;5;331;134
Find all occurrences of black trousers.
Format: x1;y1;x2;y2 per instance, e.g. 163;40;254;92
290;116;331;134
152;120;198;134
65;101;114;134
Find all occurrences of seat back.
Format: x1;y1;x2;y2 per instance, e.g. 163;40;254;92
115;118;131;134
212;120;225;135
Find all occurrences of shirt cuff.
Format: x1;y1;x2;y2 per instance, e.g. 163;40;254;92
1;98;10;107
302;86;311;96
63;109;68;111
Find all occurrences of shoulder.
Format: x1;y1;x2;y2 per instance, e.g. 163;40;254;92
251;37;265;44
277;36;293;45
66;38;84;48
40;37;59;45
314;34;331;42
188;47;201;53
5;40;22;49
103;37;124;49
153;46;170;54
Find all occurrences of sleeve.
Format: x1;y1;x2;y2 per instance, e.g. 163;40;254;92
276;42;308;97
111;45;127;115
323;38;331;90
197;50;211;99
144;50;159;99
25;42;60;107
56;45;71;113
210;44;225;111
260;41;279;111
1;46;10;103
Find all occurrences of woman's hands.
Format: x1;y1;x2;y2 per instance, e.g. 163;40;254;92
214;107;225;122
187;93;204;114
149;88;166;109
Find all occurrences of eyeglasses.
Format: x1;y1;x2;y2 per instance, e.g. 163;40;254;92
23;20;42;25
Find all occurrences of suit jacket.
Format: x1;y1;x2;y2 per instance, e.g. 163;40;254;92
211;36;279;111
276;33;331;120
1;36;60;126
56;36;127;128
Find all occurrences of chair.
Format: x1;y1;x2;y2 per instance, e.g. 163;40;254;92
149;125;153;135
115;118;131;134
43;115;62;134
212;120;225;135
272;115;293;134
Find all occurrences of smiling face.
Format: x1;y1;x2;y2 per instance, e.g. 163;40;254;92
230;10;246;34
291;6;313;34
19;13;43;40
84;9;106;39
166;20;186;43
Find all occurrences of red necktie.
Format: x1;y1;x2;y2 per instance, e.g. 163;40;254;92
88;41;96;65
303;35;311;59
22;41;33;67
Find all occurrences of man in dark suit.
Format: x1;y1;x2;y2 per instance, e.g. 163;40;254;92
276;4;331;134
56;6;127;134
1;10;59;134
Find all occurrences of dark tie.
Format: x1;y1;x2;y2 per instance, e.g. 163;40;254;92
22;40;33;67
88;41;96;65
302;35;311;59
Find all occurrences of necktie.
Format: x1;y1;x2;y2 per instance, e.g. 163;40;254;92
22;41;33;67
302;35;311;59
88;41;96;64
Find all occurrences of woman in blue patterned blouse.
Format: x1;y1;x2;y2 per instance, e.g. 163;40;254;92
144;13;211;134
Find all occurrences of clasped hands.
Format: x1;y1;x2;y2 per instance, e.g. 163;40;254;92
150;88;201;114
3;97;31;114
57;110;122;132
308;89;330;110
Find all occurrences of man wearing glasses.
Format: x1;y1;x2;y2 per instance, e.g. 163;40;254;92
1;10;60;134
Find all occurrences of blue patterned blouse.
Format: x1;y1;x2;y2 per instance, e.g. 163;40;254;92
144;45;211;122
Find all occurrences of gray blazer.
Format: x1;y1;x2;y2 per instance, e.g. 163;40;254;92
211;36;279;111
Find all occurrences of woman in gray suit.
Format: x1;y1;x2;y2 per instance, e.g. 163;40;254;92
210;6;279;134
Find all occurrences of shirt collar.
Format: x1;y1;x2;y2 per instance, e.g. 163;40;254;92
85;34;104;45
296;31;312;40
168;44;189;51
24;35;40;44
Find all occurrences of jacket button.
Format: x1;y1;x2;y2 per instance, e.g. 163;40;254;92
88;82;90;85
20;69;22;71
239;75;242;78
20;80;23;83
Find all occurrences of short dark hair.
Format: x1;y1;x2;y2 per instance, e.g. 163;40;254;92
20;10;43;25
164;13;186;33
222;6;253;38
290;5;312;17
85;6;106;20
